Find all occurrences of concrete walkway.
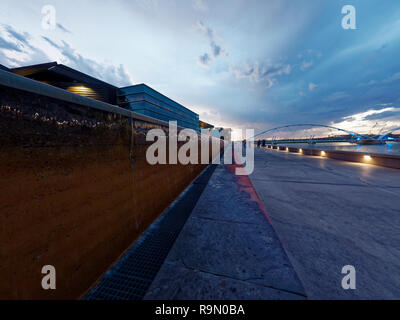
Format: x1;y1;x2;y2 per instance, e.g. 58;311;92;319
144;163;306;300
249;147;400;299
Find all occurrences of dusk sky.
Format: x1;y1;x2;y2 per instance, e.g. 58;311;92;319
1;0;400;138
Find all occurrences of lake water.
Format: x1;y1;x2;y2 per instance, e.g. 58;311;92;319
285;142;400;155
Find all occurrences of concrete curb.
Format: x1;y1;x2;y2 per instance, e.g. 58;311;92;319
265;145;400;169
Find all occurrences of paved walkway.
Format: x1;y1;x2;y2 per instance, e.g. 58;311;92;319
144;163;306;300
249;147;400;299
96;146;400;300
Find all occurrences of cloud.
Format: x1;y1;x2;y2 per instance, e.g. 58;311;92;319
358;79;377;87
210;41;221;57
332;106;400;135
0;25;133;87
301;60;313;71
197;21;213;42
2;25;32;48
198;53;211;68
308;82;318;91
230;60;291;88
384;72;400;83
364;110;400;121
57;23;72;34
44;38;134;86
0;35;22;52
42;36;61;49
323;91;349;103
297;48;322;70
357;73;400;87
197;21;226;66
0;25;49;66
192;0;208;12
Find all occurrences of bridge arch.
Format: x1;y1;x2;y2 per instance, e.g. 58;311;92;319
251;124;370;140
377;127;400;139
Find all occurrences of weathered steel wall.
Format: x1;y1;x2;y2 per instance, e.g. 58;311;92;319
0;85;211;299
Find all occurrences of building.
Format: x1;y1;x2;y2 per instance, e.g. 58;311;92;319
6;62;200;131
118;84;199;131
199;120;214;130
10;62;117;104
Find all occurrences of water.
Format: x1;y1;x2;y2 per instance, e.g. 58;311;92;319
285;142;400;155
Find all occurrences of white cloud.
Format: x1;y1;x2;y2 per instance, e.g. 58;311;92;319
44;38;134;86
0;25;134;87
384;72;400;83
332;106;400;135
308;82;318;91
358;79;377;87
323;91;349;103
0;25;48;67
192;0;208;12
301;60;313;71
230;60;291;89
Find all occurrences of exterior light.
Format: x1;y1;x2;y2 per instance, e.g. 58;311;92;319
286;147;289;151
299;149;303;153
321;151;326;157
364;155;372;161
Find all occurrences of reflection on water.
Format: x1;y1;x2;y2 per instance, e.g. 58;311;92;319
287;142;400;155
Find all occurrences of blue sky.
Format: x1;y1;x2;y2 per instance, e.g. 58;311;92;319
0;0;400;137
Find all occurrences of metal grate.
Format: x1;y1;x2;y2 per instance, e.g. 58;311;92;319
85;164;217;300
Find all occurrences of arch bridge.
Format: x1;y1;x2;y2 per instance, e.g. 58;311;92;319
251;124;399;144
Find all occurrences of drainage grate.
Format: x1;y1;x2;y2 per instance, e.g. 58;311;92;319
85;164;217;300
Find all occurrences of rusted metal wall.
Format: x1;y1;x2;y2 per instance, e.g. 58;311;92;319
0;85;212;299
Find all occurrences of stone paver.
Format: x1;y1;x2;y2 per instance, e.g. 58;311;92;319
144;164;306;300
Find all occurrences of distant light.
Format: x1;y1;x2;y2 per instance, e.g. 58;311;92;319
364;155;372;161
286;147;289;151
321;151;326;157
299;149;303;153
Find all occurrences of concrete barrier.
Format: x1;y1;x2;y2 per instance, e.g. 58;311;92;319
0;76;220;299
265;145;400;169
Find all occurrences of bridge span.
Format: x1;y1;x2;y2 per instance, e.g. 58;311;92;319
252;124;400;144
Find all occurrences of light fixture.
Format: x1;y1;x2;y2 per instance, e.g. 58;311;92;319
321;151;326;157
286;147;289;151
364;155;372;161
299;149;303;153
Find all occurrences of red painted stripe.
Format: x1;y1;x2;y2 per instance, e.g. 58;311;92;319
226;152;272;224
